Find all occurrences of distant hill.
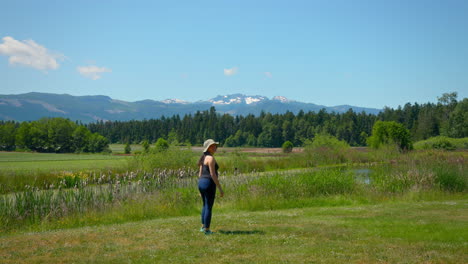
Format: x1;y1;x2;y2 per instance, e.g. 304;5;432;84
0;92;381;123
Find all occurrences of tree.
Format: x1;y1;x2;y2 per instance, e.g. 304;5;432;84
47;118;76;152
72;126;91;152
282;121;293;142
245;133;257;147
28;120;49;152
124;142;132;154
367;121;412;151
167;129;179;145
15;122;31;150
447;98;468;138
438;92;458;136
87;133;109;153
0;122;16;151
142;140;150;153
437;92;458;106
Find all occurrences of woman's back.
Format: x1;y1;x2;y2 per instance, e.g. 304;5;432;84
200;154;218;178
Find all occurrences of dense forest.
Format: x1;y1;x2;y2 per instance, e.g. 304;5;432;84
0;118;109;153
85;93;467;147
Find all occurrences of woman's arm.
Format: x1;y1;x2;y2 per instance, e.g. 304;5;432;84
206;156;224;197
199;165;202;178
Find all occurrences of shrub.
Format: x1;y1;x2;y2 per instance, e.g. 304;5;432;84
282;141;294;153
154;138;169;152
414;136;468;150
367;121;412;151
302;134;350;166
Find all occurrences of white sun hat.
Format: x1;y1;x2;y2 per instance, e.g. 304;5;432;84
203;139;219;152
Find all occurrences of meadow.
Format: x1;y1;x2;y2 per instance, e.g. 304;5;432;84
0;145;466;263
109;144;144;154
1;201;466;263
0;151;130;194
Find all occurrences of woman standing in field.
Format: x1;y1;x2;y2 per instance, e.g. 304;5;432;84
198;139;224;235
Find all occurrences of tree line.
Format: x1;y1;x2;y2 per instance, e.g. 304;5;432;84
0;117;109;153
1;93;465;151
85;93;466;147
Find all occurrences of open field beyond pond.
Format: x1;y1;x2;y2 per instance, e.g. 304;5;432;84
0;152;130;173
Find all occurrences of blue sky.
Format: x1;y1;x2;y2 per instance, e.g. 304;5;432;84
1;0;467;108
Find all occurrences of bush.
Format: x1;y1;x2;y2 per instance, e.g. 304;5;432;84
414;136;468;150
154;138;169;152
302;134;350;166
435;166;467;192
367;121;412;151
282;141;294;153
304;134;350;149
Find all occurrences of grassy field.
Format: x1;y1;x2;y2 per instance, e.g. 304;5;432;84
0;152;130;173
109;144;144;154
0;200;466;263
0;151;131;194
0;147;466;262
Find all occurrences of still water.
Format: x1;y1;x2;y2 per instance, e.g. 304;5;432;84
354;168;372;184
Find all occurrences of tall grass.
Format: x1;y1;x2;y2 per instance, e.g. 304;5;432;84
128;146;197;171
1;146;466;234
1;149;466;233
414;136;468;150
370;150;467;193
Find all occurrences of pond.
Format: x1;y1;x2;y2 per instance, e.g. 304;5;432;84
354;168;372;185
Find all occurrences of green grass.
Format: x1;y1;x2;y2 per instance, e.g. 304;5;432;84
0;200;466;263
0;148;466;262
0;152;129;172
414;136;468;150
0;152;131;194
109;144;144;153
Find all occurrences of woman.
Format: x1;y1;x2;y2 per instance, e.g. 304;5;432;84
198;139;224;235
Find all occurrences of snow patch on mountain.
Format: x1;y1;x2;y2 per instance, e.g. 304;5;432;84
162;99;189;104
272;96;292;103
245;97;263;104
106;109;126;114
208;94;268;105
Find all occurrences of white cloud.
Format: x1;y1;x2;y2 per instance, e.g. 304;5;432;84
0;36;64;71
224;67;238;76
77;65;112;80
264;72;272;78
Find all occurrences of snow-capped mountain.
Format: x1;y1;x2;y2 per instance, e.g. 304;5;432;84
272;96;293;103
161;98;189;104
0;92;382;123
207;94;268;105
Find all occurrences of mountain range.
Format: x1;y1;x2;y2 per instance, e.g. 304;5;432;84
0;92;381;123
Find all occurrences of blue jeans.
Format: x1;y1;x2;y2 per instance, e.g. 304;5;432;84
198;177;216;229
